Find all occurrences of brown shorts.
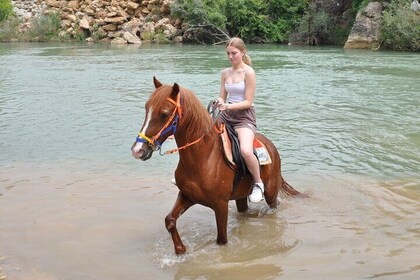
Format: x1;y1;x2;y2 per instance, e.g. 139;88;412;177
219;106;257;134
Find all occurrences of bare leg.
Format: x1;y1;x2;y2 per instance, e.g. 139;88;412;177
165;191;195;254
236;127;262;183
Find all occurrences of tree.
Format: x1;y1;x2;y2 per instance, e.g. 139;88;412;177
0;0;13;22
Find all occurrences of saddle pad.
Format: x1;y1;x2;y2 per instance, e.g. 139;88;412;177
220;127;272;168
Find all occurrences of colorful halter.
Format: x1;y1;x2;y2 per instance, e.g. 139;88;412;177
136;93;182;151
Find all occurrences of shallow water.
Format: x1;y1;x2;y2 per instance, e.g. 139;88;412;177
0;43;419;279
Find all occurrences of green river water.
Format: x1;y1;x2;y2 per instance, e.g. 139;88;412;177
0;43;419;279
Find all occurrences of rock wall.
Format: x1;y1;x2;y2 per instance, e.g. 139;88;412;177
11;0;182;44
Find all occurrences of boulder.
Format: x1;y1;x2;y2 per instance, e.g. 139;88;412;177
66;14;77;22
123;31;142;44
104;16;126;25
122;18;142;35
67;1;79;9
111;37;127;44
45;0;66;8
127;2;139;10
102;24;118;31
344;2;383;50
79;18;90;30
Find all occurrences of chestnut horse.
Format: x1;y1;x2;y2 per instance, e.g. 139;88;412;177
131;77;302;254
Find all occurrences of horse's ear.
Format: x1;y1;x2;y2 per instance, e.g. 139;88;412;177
171;83;180;98
153;76;162;88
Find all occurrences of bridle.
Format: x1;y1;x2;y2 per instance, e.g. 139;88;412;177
135;93;204;155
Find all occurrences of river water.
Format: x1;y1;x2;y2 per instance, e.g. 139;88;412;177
0;43;419;279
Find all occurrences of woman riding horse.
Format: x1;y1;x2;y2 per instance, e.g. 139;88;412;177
131;77;302;254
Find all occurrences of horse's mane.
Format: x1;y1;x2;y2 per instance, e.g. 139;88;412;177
149;84;213;141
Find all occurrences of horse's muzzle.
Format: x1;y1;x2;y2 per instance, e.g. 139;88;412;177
131;142;153;161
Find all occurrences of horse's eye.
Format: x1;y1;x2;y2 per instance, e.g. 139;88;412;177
161;113;168;119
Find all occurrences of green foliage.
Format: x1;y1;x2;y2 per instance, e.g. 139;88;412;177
26;12;62;42
381;0;420;51
0;0;13;22
352;0;371;12
171;0;226;28
154;32;172;43
0;16;20;41
224;0;268;41
225;0;307;43
297;2;332;43
297;0;355;45
90;23;106;42
171;0;308;43
141;30;155;41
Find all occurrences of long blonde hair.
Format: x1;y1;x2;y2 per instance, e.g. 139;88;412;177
226;37;252;66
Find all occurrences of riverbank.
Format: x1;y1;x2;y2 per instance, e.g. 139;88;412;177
2;1;419;50
6;0;181;44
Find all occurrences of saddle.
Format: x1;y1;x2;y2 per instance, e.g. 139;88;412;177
218;123;272;170
215;122;272;193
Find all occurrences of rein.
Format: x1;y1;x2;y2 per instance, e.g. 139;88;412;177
136;93;205;155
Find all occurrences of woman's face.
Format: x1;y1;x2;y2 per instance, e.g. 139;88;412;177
226;46;243;66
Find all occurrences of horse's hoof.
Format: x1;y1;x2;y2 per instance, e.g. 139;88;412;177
175;245;186;254
217;238;227;245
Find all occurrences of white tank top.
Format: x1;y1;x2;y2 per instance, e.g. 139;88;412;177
225;80;245;103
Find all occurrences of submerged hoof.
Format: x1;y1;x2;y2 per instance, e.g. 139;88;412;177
175;244;186;254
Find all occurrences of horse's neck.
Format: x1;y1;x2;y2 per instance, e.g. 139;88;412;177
175;129;219;163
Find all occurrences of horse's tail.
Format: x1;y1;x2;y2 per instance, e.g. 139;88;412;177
279;176;304;197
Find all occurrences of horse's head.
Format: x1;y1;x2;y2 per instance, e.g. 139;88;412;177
131;77;182;161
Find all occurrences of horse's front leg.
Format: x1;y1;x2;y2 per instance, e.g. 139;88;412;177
214;201;229;245
165;191;195;254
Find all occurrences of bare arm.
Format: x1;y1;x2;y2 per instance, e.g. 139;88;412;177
218;68;228;104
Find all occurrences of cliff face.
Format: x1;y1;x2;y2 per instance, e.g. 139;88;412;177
11;0;182;44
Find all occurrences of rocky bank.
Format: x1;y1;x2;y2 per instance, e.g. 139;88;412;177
10;0;389;49
11;0;182;44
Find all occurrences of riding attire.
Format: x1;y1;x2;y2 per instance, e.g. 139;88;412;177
219;80;257;134
219;69;264;203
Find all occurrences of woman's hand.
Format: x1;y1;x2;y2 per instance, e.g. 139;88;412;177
217;102;229;111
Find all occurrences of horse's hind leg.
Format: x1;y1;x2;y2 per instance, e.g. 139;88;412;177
235;198;248;212
264;174;280;209
165;191;195;254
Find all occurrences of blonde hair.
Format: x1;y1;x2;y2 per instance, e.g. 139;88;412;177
226;37;252;66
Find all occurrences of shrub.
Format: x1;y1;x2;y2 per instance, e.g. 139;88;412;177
171;0;308;43
0;16;20;41
171;0;226;28
24;12;61;41
381;0;420;51
0;0;13;22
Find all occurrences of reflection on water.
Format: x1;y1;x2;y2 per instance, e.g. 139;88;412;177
0;43;419;279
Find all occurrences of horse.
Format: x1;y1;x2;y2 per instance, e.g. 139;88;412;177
131;77;302;254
